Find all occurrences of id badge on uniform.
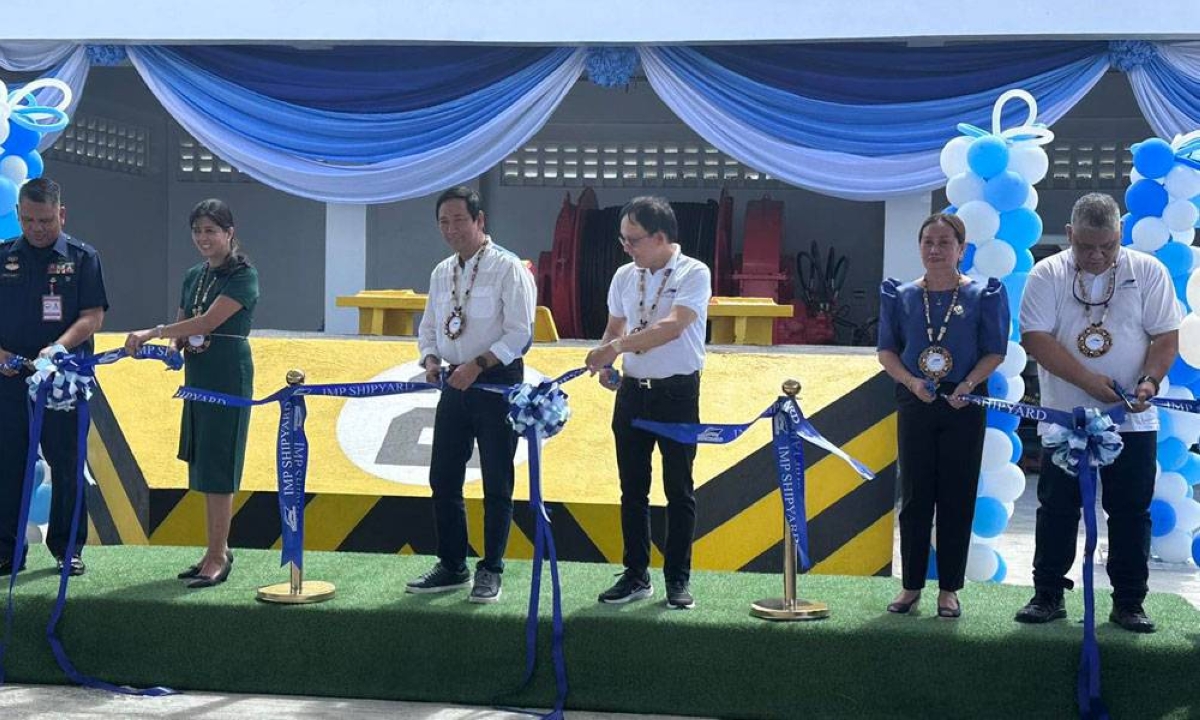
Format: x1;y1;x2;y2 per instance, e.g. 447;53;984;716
42;294;63;322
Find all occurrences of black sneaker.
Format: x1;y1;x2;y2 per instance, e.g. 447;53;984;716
1110;603;1156;633
405;562;470;594
54;555;86;577
666;580;695;609
468;568;502;604
1014;592;1066;624
598;570;653;604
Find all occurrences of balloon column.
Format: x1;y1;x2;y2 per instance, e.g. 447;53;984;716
937;89;1055;583
0;77;74;238
1130;132;1200;566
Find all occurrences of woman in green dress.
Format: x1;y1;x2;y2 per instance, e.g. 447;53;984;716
125;199;258;588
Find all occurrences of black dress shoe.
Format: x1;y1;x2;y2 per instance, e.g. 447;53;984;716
1014;592;1066;624
0;558;27;577
1110;604;1156;633
886;592;921;614
186;558;232;589
54;555;86;577
178;550;234;579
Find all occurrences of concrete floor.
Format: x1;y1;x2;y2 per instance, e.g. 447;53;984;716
3;476;1197;719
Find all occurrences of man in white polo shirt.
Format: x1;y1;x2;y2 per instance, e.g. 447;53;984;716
406;186;536;604
1016;192;1180;633
585;196;711;609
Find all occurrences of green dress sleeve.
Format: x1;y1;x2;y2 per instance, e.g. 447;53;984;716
219;265;259;312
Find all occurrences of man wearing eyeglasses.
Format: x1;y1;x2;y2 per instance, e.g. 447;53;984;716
585;196;711;609
1016;192;1180;633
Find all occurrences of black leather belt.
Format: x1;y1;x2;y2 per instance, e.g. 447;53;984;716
621;372;699;390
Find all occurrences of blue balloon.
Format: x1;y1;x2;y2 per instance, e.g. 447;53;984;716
1156;240;1193;277
1159;436;1189;472
1121;213;1137;246
0;212;19;239
1126;179;1170;217
1193;534;1200;566
1010;432;1024;464
991;554;1007;583
1150;498;1176;537
1013;249;1035;274
988;373;1009;399
28;483;51;526
967;136;1009;179
1180;452;1200;485
0;177;17;211
23;150;44;180
973;496;1008;538
997;208;1043;250
1168;355;1200;386
1003;273;1028;319
943;205;957;214
1175;275;1191;306
34;460;47;485
962;242;977;271
926;546;939;580
2;121;40;156
1194;196;1200;228
984;171;1029;212
988;408;1020;433
1009;323;1021;342
1158;411;1175;440
1132;138;1177;180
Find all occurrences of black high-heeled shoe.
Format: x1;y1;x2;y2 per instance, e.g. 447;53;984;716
887;592;921;614
937;595;962;619
186;558;232;589
179;550;234;582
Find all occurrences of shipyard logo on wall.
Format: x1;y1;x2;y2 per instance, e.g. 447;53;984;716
336;361;545;486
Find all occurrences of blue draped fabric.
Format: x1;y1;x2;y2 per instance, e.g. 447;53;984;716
650;44;1111;156
127;45;586;203
1124;42;1200;138
171;45;565;113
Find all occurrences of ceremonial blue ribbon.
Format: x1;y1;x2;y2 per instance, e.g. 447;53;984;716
174;379;439;569
634;395;874;571
1;345;181;696
955;393;1125;719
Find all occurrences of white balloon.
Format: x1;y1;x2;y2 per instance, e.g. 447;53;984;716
0;156;28;186
1160;374;1172;396
966;268;989;284
1163;386;1200;446
1188;272;1200;315
981;428;1014;472
1130;216;1171;253
1151;528;1193;563
1179;314;1200;367
1130;168;1145;184
1164;164;1200;200
1174;229;1197;246
1008;145;1050;185
973;239;1017;277
971;532;999;546
996;341;1028;378
940;136;973;178
1171;497;1200;534
1002;501;1015;519
1163;199;1200;233
965;542;1000;582
979;463;1027;503
1003;375;1025;403
1022;186;1039;210
25;523;42;545
1192;246;1200;270
0;121;8;146
946;172;986;207
1154;471;1189;500
956;201;1001;243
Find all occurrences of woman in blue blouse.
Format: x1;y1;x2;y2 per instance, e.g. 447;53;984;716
877;212;1009;619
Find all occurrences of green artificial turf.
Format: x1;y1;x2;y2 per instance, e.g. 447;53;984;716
3;546;1198;719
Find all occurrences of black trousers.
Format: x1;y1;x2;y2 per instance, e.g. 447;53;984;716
0;388;88;561
1033;431;1156;605
428;360;523;574
895;382;987;592
612;372;700;583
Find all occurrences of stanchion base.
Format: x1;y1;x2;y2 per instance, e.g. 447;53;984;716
256;580;336;604
750;597;829;621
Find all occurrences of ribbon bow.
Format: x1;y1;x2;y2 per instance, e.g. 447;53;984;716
23;345;184;411
506;378;574;439
957;88;1056;147
1041;407;1124;476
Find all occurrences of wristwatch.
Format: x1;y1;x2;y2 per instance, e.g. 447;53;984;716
1136;374;1160;394
474;356;489;370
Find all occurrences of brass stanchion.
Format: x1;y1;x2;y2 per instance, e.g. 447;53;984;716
257;369;336;605
750;379;829;621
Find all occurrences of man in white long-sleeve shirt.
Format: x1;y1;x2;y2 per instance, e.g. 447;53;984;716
406;186;536;604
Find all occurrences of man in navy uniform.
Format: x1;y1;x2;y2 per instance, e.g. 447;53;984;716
0;178;108;577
